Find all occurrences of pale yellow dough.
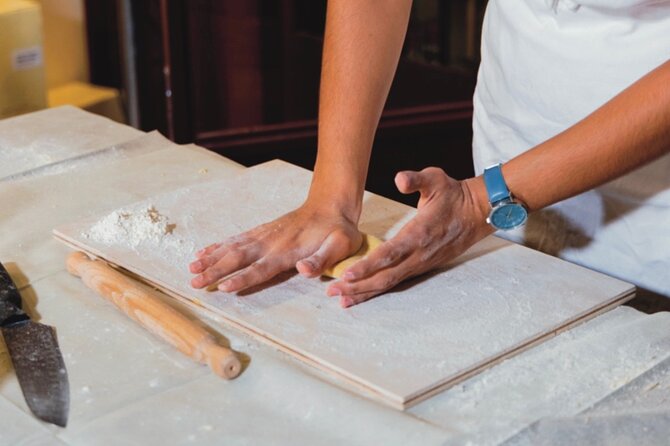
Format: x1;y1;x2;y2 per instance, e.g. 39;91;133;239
322;234;384;279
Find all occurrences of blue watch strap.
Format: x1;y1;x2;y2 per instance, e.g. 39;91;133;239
483;164;511;205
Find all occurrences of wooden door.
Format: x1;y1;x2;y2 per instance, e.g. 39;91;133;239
87;0;487;204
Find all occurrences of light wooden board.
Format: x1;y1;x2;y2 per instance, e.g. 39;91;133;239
53;160;635;409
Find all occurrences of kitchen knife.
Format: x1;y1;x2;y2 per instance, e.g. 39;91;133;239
0;262;69;427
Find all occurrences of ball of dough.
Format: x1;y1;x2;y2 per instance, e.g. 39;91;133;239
322;233;384;279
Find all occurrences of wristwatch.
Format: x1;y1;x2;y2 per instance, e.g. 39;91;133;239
483;163;527;231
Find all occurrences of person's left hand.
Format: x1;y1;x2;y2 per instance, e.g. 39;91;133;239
326;167;494;308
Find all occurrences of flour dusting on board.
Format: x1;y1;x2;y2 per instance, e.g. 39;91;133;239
85;205;176;248
81;200;198;272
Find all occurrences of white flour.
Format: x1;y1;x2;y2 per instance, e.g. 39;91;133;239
85;205;177;249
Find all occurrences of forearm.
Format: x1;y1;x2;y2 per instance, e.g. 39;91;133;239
468;59;670;217
309;0;413;220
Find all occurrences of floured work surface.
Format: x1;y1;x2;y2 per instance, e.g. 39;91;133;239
53;160;635;410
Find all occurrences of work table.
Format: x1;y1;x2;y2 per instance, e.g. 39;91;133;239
1;106;668;445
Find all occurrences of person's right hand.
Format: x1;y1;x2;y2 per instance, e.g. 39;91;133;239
189;201;363;293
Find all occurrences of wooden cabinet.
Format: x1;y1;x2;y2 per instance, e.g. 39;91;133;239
87;0;486;204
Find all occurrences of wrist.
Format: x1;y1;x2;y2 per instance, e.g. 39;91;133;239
305;185;362;223
500;162;530;211
308;158;367;222
461;176;495;236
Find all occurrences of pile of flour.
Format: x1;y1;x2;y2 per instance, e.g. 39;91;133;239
84;205;177;249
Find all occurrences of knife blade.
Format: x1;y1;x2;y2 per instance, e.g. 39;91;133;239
0;263;69;427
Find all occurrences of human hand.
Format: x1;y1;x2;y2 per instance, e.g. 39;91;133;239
189;201;363;292
326;167;493;308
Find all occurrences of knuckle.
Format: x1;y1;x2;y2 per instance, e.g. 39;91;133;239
330;229;350;242
202;269;221;282
385;251;400;264
310;261;324;273
201;256;217;269
246;261;269;279
307;254;323;269
233;269;256;287
208;264;226;277
414;227;433;249
339;283;356;295
348;262;366;276
227;249;249;264
354;292;376;305
229;276;249;290
381;275;397;290
224;240;245;251
221;234;246;247
383;243;405;264
424;166;445;177
248;260;264;270
243;266;260;281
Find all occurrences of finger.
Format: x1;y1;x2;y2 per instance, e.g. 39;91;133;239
194;242;221;259
296;230;361;278
218;257;290;292
339;238;410;282
190;245;260;288
395;170;426;195
328;260;418;308
190;256;213;274
190;236;256;273
190;251;223;273
191;244;233;273
395;167;445;198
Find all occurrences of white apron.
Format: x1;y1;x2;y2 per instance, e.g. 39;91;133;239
472;0;670;296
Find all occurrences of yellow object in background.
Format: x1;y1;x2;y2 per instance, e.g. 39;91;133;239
48;81;126;123
38;0;126;123
37;0;88;89
1;0;124;123
322;234;384;279
0;0;47;119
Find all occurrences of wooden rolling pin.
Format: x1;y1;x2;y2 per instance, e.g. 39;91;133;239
66;251;241;379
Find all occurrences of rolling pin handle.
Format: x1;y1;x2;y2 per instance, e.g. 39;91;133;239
66;251;242;380
66;250;90;277
205;341;242;379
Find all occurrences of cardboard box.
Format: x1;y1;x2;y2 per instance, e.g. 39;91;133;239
0;0;47;118
38;0;88;89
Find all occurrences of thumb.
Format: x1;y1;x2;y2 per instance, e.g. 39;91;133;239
395;170;421;194
296;230;362;278
395;170;430;196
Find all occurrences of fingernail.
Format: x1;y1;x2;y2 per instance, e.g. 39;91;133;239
192;277;207;289
218;280;232;292
327;287;341;297
343;271;356;281
341;297;354;308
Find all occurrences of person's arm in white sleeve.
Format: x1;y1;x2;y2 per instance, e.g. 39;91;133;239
329;59;670;306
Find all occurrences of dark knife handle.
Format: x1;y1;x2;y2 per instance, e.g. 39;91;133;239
0;301;29;327
0;263;30;327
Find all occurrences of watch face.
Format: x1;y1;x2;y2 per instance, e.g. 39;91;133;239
489;203;528;230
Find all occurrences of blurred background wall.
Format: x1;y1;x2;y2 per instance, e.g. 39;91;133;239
1;0;488;203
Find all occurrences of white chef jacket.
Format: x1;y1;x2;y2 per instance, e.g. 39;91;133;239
472;0;670;296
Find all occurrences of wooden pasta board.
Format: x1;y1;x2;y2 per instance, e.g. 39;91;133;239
53;160;635;409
